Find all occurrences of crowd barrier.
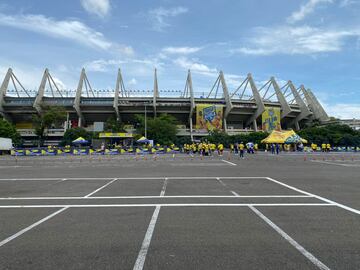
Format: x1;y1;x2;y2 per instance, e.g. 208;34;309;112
11;147;181;156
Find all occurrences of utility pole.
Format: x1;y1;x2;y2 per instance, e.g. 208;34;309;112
144;103;147;138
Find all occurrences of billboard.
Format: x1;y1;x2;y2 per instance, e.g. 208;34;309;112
196;104;223;131
262;107;281;131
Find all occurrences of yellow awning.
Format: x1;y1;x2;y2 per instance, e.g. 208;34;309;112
261;130;307;144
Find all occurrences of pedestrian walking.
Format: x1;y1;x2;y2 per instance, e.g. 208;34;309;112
239;142;245;159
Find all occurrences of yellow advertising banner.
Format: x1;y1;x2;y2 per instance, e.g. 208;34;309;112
196;104;223;131
262;107;281;131
99;132;133;138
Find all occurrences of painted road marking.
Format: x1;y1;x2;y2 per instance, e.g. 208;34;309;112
160;178;168;197
0;195;312;200
249;206;330;270
216;177;240;196
84;178;118;198
266;177;360;215
221;160;237;166
0;203;334;208
0;176;268;181
311;160;360;167
133;177;168;269
0;207;68;247
133;206;160;270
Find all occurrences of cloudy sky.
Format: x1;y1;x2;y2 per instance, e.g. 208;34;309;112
0;0;359;118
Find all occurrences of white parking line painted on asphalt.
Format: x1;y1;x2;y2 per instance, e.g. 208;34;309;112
216;177;240;196
160;178;168;197
249;206;330;270
0;195;312;200
311;160;360;167
0;176;267;181
0;207;68;248
133;177;169;270
0;203;334;208
266;177;360;215
84;178;118;197
221;160;237;166
133;205;161;270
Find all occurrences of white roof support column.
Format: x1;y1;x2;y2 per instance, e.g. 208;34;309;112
114;68;125;121
307;89;329;122
34;68;64;114
0;68;30;121
219;71;233;121
300;85;326;122
219;71;232;132
245;74;265;127
74;68;88;126
153;68;159;117
34;69;48;114
207;71;233;131
288;81;312;129
0;68;12;118
270;77;292;118
184;70;195;140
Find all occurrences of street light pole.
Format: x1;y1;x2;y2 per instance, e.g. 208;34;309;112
144;103;147;138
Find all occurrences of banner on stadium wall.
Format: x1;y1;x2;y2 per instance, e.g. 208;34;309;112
195;104;223;131
99;132;133;138
262;107;281;132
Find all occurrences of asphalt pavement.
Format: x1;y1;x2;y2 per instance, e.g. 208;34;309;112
0;152;359;269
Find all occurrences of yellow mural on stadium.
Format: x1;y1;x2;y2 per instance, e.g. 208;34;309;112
262;107;281;131
196;104;223;131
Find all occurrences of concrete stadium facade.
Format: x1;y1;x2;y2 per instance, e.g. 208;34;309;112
0;68;329;145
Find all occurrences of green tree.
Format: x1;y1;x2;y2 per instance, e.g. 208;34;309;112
60;127;92;146
205;130;268;147
0;118;22;146
104;116;125;132
135;114;178;145
298;124;360;146
32;106;66;146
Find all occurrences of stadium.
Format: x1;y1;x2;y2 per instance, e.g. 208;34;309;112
0;67;329;145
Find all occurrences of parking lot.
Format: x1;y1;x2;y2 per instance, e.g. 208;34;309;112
0;152;359;269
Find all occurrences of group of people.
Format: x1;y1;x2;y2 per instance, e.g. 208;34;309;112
183;142;258;159
183;143;223;156
268;143;281;155
229;143;258;155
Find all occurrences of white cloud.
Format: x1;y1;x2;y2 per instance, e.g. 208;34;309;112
339;0;359;7
233;25;357;55
323;103;360;118
84;59;126;72
148;6;188;31
52;77;66;90
128;78;137;86
162;46;202;54
0;13;133;55
80;0;110;18
84;58;164;77
287;0;333;24
173;57;217;76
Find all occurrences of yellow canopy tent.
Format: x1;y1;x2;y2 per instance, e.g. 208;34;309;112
261;130;308;144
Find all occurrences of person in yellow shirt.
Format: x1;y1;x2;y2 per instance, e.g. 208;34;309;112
218;143;224;156
311;143;317;152
230;144;234;153
326;143;331;152
321;143;326;152
239;142;245;159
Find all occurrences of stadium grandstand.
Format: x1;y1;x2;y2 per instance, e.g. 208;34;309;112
0;68;329;145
